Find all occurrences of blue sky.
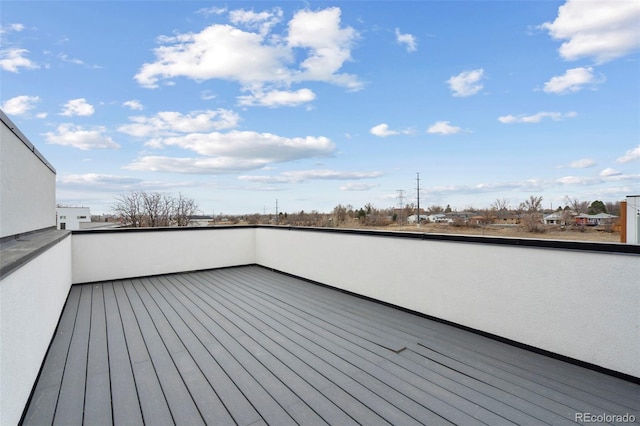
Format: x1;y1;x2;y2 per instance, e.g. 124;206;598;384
2;1;639;215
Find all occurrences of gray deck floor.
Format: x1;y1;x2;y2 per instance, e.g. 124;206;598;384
23;265;639;425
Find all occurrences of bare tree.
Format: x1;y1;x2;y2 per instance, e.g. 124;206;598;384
113;191;198;227
490;198;510;218
142;192;162;227
113;191;144;227
332;204;348;226
519;195;544;233
605;201;621;216
565;196;589;214
519;195;543;213
173;192;199;226
427;205;444;214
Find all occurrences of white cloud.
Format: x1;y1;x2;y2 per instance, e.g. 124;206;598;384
60;98;95;116
125;156;268;174
543;67;602;94
229;8;283;34
127;130;336;174
237;88;315;107
123;100;144;110
427;121;462;135
616;145;640;163
135;7;362;94
395;28;417;52
287;7;361;90
135;24;291;88
556;176;587;185
58;173;142;188
540;0;640;63
0;48;39;72
1;95;40;115
498;111;577;124
600;168;621;177
568;158;596;169
239;169;383;183
58;53;100;68
118;109;240;137
446;69;484;97
0;23;25;34
45;124;120;150
201;90;216;100
369;123;414;137
340;182;378;191
370;123;398;137
149;130;334;160
197;6;227;16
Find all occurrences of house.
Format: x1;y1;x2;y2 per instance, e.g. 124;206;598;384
427;213;451;223
56;206;91;230
542;212;566;225
492;214;520;225
575;213;618;226
2;110;639;425
406;214;428;223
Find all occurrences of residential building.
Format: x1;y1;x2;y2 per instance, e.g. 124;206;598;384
542;212;566;225
406;214;428;223
56;206;91;230
575;213;618;226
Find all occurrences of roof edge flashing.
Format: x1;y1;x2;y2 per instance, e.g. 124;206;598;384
0;109;56;174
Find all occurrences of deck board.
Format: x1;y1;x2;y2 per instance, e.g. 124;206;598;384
24;265;640;425
103;282;144;426
52;285;92;426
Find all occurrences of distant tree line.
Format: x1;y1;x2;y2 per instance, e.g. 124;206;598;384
112;191;199;227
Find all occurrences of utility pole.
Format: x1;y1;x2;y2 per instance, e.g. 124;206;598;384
416;172;421;228
275;199;279;225
396;189;405;225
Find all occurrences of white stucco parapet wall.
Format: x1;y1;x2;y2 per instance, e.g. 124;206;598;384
0;236;72;426
0;111;56;238
254;227;640;379
70;226;640;379
71;227;256;284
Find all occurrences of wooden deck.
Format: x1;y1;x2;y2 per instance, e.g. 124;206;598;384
23;265;639;425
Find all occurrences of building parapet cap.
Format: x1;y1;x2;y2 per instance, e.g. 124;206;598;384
72;225;640;254
0;109;56;174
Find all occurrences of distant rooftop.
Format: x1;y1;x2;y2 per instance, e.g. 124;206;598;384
23;265;640;425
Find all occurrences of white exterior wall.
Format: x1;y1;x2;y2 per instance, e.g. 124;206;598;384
56;207;91;230
72;227;256;284
0;116;56;238
255;228;640;378
0;236;72;426
627;195;640;245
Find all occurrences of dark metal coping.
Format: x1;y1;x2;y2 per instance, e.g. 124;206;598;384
72;224;640;254
0;109;56;174
0;228;70;279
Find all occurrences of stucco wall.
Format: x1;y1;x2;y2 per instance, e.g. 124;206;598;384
0;236;72;426
255;227;640;378
627;195;640;245
71;227;256;284
0;113;56;238
56;207;91;230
